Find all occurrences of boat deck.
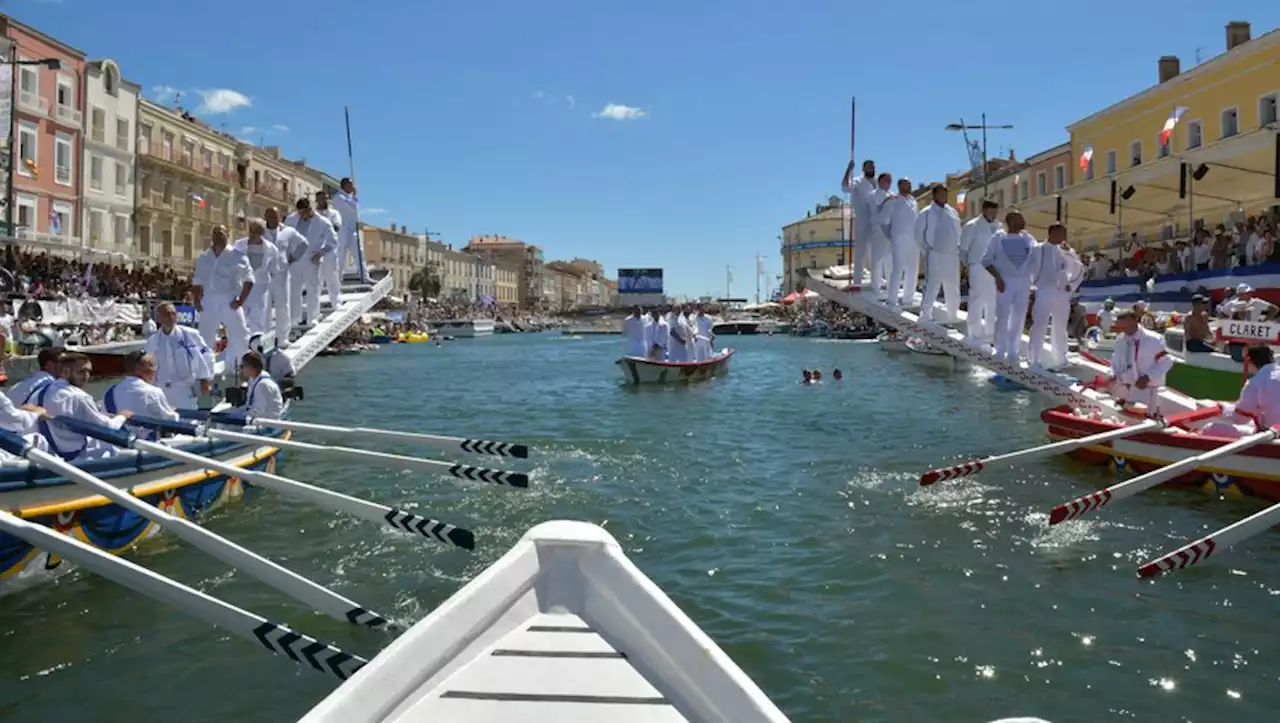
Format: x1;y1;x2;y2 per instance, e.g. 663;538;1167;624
406;611;688;722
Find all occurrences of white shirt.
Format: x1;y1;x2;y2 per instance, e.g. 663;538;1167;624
645;317;669;351
1237;362;1280;428
1030;242;1085;294
980;231;1038;280
7;370;55;406
36;379;127;459
959;216;1003;267
317;206;343;235
244;373;284;420
232;237;284;289
0;389;40;435
193;245;255;298
145;326;216;389
849;176;878;234
103;376;181;439
265;224;309;268
914;203;962;255
330;192;360;233
695;313;713;337
883;195;918;241
285;212;339;258
1111;327;1175;385
623;314;645;345
264;348;297;379
141;318;157;335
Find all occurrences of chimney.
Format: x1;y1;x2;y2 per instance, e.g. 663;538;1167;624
1226;21;1251;51
1158;55;1180;83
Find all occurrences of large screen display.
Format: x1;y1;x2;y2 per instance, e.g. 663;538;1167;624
617;268;664;294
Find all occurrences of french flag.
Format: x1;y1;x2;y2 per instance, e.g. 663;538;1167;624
1159;106;1190;147
1079;146;1093;171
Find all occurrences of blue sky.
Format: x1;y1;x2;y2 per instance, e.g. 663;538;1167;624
14;0;1280;297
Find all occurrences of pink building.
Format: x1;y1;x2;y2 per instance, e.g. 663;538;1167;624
1;15;86;241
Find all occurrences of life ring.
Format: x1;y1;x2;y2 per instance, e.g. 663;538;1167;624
1085;326;1102;344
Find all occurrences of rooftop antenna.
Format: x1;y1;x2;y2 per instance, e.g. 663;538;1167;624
1195;46;1204;64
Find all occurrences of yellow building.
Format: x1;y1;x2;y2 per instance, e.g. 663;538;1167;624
495;265;518;306
362;223;421;293
780;196;848;294
1046;20;1279;250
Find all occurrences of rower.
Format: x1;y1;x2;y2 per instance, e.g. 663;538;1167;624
36;352;131;461
145;302;216;409
239;352;284;420
1234;345;1280;429
1106;310;1174;412
623;307;647;357
102;351;181;440
7;347;64;405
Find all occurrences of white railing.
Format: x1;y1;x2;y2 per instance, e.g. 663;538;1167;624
18;91;49;116
55;104;82;128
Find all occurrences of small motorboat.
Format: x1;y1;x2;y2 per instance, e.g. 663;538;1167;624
877;329;910;353
904;337;961;369
616;349;735;385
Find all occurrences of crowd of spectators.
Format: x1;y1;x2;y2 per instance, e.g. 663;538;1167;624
1080;212;1279;284
2;247;192;302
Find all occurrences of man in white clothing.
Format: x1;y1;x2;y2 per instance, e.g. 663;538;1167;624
7;348;63;405
844;159;878;287
883;178;919;310
645;309;669;360
330;179;370;283
623;307;647;357
314;191;345;303
286;198;341;326
102;351;181;440
958;200;1003;342
144;302;216;409
192;225;255;379
0;383;43;438
141;315;157;336
1234;345;1280;429
913;185;963;323
693;305;715;360
239;352;284;420
1027;223;1085;370
232;218;282;335
666;307;692;362
867;173;894;297
36;352;131;461
981;211;1038;363
1107;310;1175;411
263;206;306;342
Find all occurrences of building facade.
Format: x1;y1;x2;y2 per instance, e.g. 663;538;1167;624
464;235;544;309
81;58;138;256
1061;21;1280;250
362;223;420;293
780;197;847;294
236;145;296;222
1012;142;1072;236
135;99;239;270
495;265;518;306
1;16;86;246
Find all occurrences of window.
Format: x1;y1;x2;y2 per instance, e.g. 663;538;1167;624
1020;178;1029;199
18;63;37;96
90;155;104;190
161;131;174;160
1221;107;1238;138
16;194;37;230
1260;93;1278;126
115;163;128;196
116;118;130;151
202;148;213;172
91;107;106;142
181;139;196;164
17;121;37;176
88;209;105;242
1105;150;1117;174
55;133;74;185
1129;140;1142;167
1157;133;1170;158
51;202;72;236
1053;164;1066;191
1036;171;1047;196
162;179;173;204
1186;120;1203;149
114;214;130;245
56;77;74;109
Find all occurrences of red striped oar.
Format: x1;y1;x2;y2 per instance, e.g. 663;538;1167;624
1049;425;1278;526
920;419;1163;486
1139;493;1280;578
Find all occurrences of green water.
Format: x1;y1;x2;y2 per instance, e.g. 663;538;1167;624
1;334;1277;722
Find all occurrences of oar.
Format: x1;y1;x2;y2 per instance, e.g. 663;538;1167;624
919;404;1225;486
70;416;474;550
1138;497;1280;578
1049;426;1280;525
14;425;393;629
0;509;366;681
204;412;529;459
184;422;529;488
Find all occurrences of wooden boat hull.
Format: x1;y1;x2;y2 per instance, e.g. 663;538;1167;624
1042;406;1280;501
0;431;287;596
616;349;734;384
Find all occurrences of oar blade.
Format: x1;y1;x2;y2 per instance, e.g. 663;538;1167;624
383;509;476;550
460;438;529;459
254;621;369;680
448;464;529;488
1137;538;1218;578
920;460;984;486
1048;489;1113;525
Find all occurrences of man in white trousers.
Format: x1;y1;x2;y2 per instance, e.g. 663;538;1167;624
981;211;1039;364
231;217;281;335
313;191;344;301
882;178;919;310
191;225;254;379
913;185;963;323
330;178;370;283
1027;222;1085;369
263;206;307;342
868;172;894;298
285;198;340;326
843;159;877;287
958;199;1003;342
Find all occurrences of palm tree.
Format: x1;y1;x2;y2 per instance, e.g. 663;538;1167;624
408;261;442;298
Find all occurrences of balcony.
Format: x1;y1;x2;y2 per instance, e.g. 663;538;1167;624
18;91;49;116
138;147;231;186
55;104;82;129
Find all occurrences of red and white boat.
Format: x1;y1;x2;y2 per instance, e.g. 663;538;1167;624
616;349;735;385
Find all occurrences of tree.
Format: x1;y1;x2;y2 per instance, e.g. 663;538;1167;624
408;261;442;298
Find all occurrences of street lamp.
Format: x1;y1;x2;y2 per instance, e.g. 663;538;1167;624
945;113;1013;199
6;56;62;237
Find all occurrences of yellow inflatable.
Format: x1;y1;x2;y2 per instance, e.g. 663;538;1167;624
397;331;431;343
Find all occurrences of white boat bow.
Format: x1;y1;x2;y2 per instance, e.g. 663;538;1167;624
300;520;789;723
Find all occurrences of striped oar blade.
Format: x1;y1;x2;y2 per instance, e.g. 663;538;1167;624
1139;499;1280;578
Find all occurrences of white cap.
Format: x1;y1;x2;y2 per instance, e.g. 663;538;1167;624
1237;282;1253;294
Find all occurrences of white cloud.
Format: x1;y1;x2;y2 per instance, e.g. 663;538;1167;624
272;124;290;133
150;85;180;104
363;208;387;215
195;88;251;114
593;103;647;121
566;95;576;110
238;126;260;137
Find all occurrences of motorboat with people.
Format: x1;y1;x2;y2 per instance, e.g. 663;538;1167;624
433;318;495;338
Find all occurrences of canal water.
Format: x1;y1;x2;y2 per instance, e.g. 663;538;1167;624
1;333;1277;722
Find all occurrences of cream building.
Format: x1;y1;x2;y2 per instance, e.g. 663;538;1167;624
135;99;240;270
363;223;421;292
495;265;518;307
234;145;297;222
81;58;138;256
